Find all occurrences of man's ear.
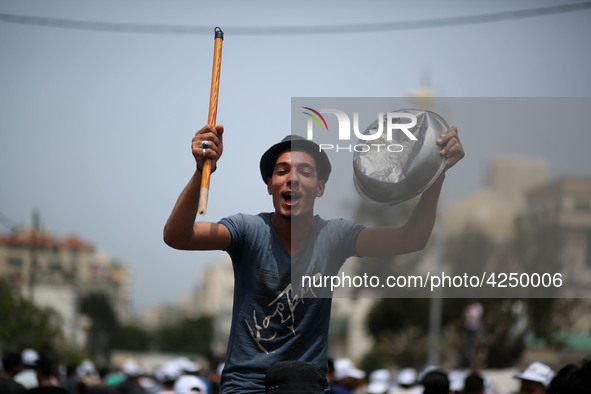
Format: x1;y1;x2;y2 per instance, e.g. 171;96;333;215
267;178;272;195
316;180;326;197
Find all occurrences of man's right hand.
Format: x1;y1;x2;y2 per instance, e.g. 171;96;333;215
192;124;224;172
164;122;230;251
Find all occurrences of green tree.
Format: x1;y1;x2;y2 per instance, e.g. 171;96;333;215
154;316;214;357
363;297;467;370
0;280;63;356
110;324;151;351
78;292;118;361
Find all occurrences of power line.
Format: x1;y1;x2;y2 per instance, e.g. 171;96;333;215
1;2;590;36
0;211;21;232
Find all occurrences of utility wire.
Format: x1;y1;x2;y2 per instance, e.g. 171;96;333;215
1;2;590;36
0;211;21;232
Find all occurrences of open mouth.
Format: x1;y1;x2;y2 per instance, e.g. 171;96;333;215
282;191;302;206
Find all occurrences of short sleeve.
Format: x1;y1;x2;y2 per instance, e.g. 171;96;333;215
218;213;245;256
330;219;365;262
340;219;366;259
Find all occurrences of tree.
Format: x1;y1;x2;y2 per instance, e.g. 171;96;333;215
0;280;64;356
363;298;430;369
363;297;469;370
154;316;214;357
110;324;151;351
78;292;118;362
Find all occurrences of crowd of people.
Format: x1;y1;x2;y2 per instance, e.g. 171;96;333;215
0;349;219;394
2;349;590;394
321;357;590;394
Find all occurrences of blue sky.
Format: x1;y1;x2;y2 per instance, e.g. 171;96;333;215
1;0;590;311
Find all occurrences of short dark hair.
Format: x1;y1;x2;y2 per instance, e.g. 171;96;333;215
548;359;591;394
265;360;327;394
35;356;54;379
422;370;449;394
2;352;22;373
464;371;484;393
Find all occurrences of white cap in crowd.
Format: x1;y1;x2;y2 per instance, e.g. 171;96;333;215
122;359;142;377
177;357;201;373
155;360;183;382
334;358;366;381
397;368;418;386
174;375;208;394
22;349;39;366
76;359;98;379
514;361;555;387
367;369;391;393
448;370;467;392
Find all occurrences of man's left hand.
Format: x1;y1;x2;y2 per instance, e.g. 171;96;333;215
437;126;465;171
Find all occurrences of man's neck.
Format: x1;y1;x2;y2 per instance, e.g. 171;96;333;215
271;212;315;257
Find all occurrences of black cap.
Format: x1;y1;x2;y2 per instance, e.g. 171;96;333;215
265;361;327;394
259;135;331;184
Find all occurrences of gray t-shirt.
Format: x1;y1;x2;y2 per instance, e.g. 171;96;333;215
218;212;365;393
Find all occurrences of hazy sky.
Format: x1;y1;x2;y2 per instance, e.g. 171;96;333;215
1;1;590;312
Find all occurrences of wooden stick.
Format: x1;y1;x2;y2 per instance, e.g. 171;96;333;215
198;27;223;215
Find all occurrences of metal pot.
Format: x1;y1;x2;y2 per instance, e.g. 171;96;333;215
353;109;448;205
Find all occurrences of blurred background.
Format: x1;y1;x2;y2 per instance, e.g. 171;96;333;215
1;1;590;393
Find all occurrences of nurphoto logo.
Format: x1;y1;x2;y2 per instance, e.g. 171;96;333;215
301;107;418;153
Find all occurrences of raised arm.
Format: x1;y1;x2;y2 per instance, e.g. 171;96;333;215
356;126;465;257
163;124;231;250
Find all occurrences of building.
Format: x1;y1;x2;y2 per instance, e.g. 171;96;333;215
137;304;185;330
442;156;549;242
518;177;591;299
0;225;132;349
192;255;234;358
487;155;549;210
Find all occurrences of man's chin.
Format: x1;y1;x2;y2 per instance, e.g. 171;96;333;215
276;207;311;221
278;212;292;220
280;210;306;220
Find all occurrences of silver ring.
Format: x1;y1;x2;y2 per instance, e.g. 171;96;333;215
202;148;207;157
202;141;209;149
